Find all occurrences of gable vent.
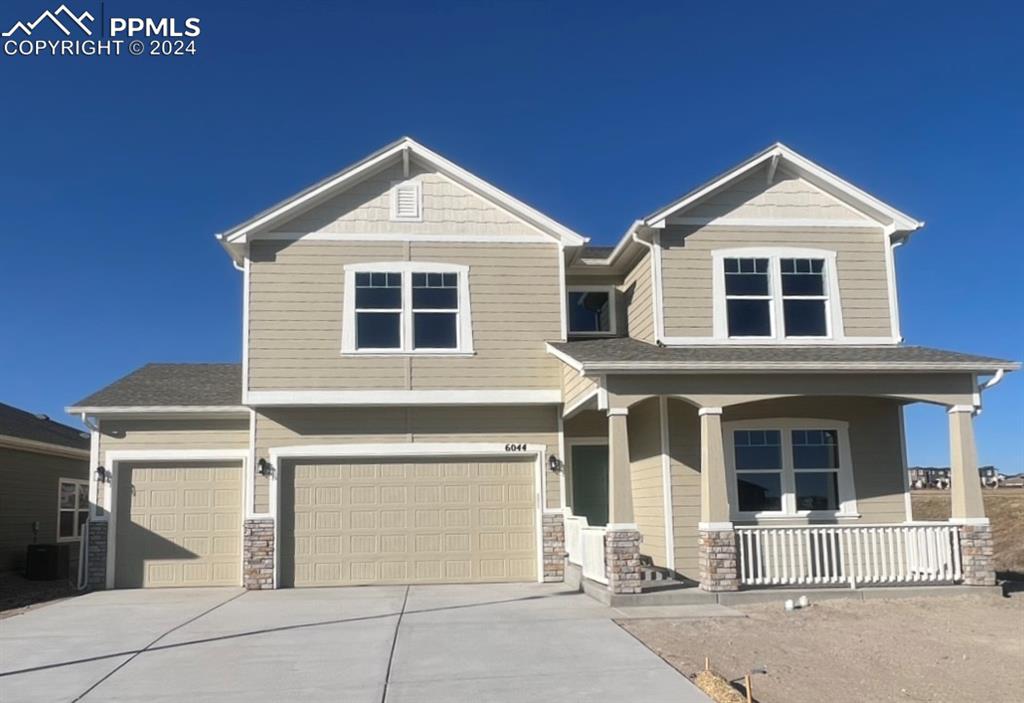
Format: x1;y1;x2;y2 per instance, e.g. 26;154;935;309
391;181;422;221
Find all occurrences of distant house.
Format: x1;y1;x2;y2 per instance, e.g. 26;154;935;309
0;403;90;574
908;465;1002;489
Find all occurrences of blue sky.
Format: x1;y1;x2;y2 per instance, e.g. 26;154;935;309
2;0;1020;471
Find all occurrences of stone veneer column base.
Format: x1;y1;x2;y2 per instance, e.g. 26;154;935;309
542;512;566;582
605;529;643;595
959;523;996;586
698;528;739;592
243;518;275;590
86;521;108;590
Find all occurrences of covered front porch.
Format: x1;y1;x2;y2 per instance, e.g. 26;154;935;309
550;346;1012;596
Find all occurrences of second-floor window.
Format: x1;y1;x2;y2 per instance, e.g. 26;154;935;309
567;286;616;335
714;248;840;341
342;262;474;354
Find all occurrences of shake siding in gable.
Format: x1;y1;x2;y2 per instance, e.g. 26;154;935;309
248;240;563;391
660;226;892;338
621;251;655;342
270;162;540;237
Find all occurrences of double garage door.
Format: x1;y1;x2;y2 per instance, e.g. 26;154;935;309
280;456;538;587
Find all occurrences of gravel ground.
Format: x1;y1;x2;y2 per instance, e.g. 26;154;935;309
0;572;79;619
621;592;1024;703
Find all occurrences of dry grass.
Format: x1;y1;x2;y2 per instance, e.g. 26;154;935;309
693;670;748;703
912;490;1024;577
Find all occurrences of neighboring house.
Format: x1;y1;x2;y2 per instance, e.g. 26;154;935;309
68;139;1019;595
0;403;90;575
909;466;1003;489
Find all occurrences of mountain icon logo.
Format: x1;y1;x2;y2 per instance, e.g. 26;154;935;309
3;4;94;37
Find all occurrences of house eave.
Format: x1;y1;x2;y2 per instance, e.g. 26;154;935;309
572;361;1021;376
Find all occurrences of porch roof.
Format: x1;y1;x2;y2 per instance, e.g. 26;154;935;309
548;338;1019;374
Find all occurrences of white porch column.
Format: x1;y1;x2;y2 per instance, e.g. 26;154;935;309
947;405;985;520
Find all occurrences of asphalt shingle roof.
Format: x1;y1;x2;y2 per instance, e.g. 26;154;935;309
0;403;89;450
70;364;243;408
550;337;1019;372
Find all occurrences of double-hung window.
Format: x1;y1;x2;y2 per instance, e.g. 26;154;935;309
57;478;89;541
343;263;473;354
714;248;840;341
726;420;856;518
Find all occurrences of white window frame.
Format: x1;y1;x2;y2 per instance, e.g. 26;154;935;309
724;418;858;520
342;261;474;355
712;247;845;343
56;477;89;542
390;180;422;222
566;285;618;336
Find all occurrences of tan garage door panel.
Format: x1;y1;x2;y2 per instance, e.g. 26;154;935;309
115;462;242;588
283;457;537;587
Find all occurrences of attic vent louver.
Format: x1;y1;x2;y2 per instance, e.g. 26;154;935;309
390;181;422;221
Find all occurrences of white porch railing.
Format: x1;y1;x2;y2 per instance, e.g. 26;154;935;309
736;524;963;588
565;514;608;585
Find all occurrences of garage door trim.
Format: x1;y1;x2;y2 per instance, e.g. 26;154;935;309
268;443;547;588
102;449;250;589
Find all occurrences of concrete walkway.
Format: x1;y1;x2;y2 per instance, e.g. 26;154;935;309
0;583;717;702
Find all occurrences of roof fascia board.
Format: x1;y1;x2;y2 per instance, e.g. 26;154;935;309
221;138;587;247
571;361;1020;374
66;405;250;418
0;434;89;459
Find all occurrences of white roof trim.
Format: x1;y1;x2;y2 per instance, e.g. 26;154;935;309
219;137;587;247
562;361;1019;374
644;143;924;235
66;405;249;417
245;389;561;406
0;434;89;459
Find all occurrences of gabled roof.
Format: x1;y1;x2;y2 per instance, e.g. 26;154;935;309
548;337;1019;374
217;137;588;258
643;142;924;236
68;364;243;412
0;402;89;452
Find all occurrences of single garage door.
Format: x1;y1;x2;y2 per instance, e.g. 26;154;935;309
115;462;242;588
280;456;538;587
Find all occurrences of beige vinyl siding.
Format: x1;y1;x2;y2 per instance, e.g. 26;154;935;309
0;447;88;572
660;225;892;338
562;362;597;410
270;162;542;237
96;419;250;511
248;240;563;391
254;406;560;512
627;398;666;566
621;250;655;342
667;400;702;576
686;168;874;222
666;396;909;580
724;396;908;525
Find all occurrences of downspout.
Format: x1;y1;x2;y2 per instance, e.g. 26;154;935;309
630;222;664;345
974;368;1006;416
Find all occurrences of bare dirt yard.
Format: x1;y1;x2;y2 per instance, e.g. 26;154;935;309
912;490;1024;578
622;593;1024;703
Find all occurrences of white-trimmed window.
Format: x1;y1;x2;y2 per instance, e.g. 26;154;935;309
390;180;422;221
567;285;617;335
57;478;89;541
713;248;843;342
342;262;474;354
725;419;857;518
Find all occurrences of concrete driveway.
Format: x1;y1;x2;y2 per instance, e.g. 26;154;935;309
0;584;713;702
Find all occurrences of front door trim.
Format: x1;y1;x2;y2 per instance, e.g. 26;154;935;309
267;443;548;588
565;436;609;526
103;449;250;589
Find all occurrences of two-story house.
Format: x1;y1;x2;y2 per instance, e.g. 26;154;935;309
69;139;1017;597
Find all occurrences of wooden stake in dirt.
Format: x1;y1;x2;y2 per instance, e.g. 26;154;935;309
705;656;710;672
744;674;752;703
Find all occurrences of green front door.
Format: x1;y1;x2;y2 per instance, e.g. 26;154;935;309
570;444;609;527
